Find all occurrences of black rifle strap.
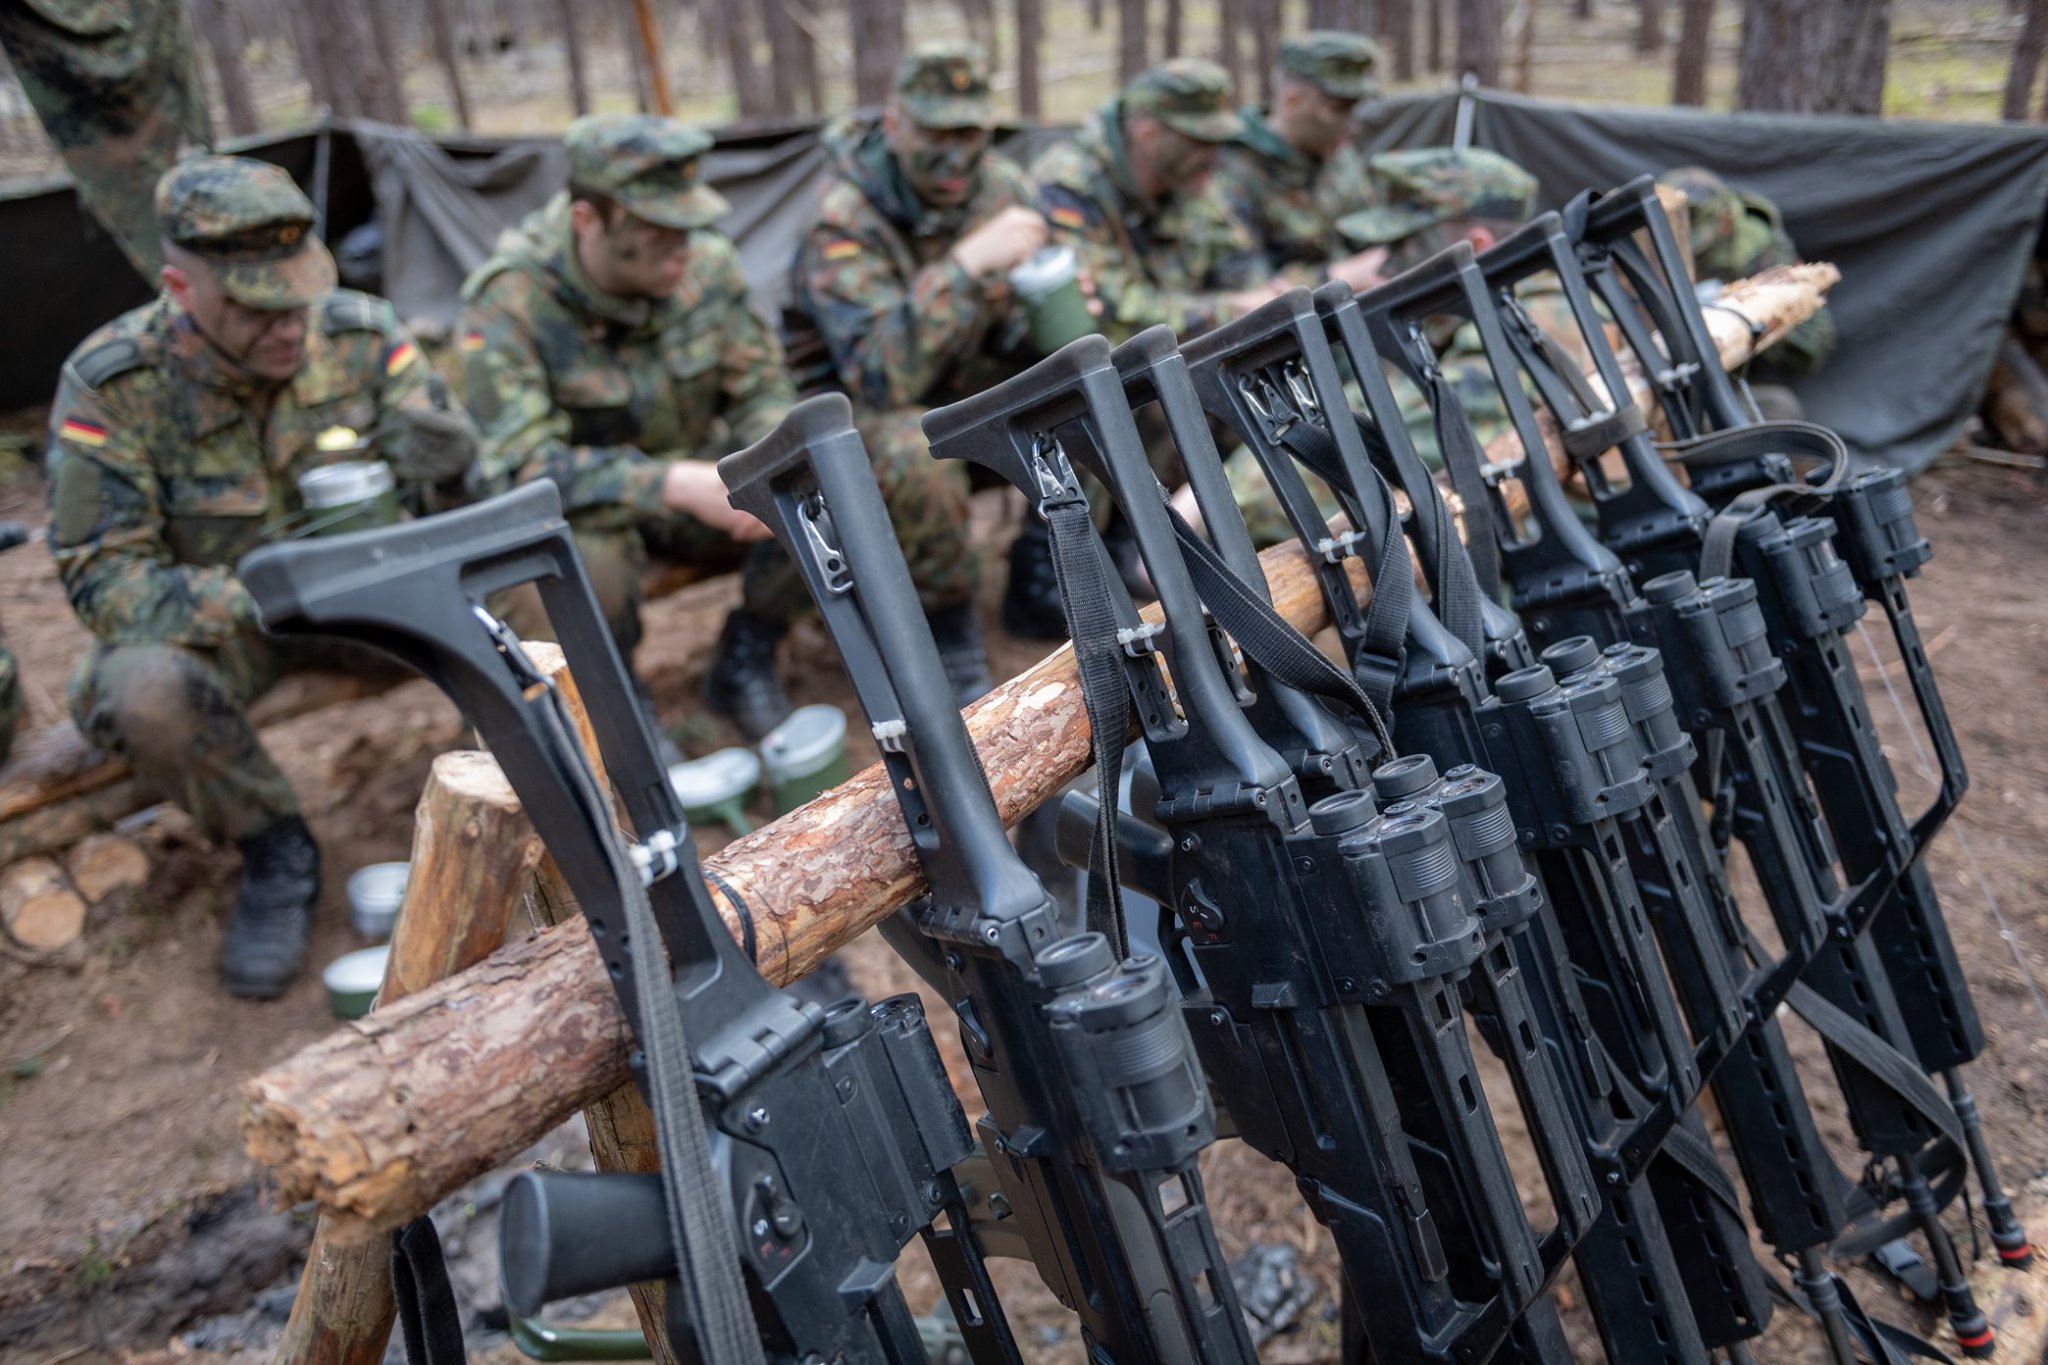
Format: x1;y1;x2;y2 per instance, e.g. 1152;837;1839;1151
1043;493;1134;959
390;1216;466;1365
1658;420;1851;579
1784;979;1968;1154
1832;1141;1973;1261
1769;1266;1958;1365
1659;1118;1747;1225
1266;418;1416;717
1421;363;1505;603
1166;505;1398;759
1352;413;1490;663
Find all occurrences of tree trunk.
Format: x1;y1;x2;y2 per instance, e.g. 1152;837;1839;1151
1090;0;1107;30
1164;0;1184;57
1119;0;1148;81
1218;0;1243;91
1637;0;1666;52
1378;0;1415;79
853;0;905;106
1427;0;1446;70
1817;0;1886;112
1737;0;1825;110
629;0;673;114
1577;0;1594;19
422;0;474;129
2005;0;2048;119
357;0;411;124
273;747;545;1365
557;0;590;114
291;0;348;116
1457;0;1502;82
192;0;259;137
765;0;822;117
1017;0;1044;120
237;263;1845;1248
1252;0;1279;103
958;0;999;64
715;0;769;120
1515;0;1536;88
1673;0;1714;103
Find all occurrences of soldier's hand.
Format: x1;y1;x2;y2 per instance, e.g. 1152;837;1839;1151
950;206;1051;279
1327;247;1390;293
391;402;481;485
661;461;773;542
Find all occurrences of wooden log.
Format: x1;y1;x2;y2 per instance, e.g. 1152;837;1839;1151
274;745;544;1365
0;856;86;951
239;267;1836;1244
1985;335;2048;456
63;832;149;910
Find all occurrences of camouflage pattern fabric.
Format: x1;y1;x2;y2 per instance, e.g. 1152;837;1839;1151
788;117;1035;410
893;43;994;129
1339;147;1538;251
46;287;444;839
1033;105;1265;343
1213;106;1378;284
1278;31;1383;100
0;0;209;277
1663;165;1835;378
156;155;337;308
0;635;18;768
565;114;729;230
1120;59;1244;142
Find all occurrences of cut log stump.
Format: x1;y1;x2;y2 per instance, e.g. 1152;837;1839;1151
0;856;85;951
64;832;149;911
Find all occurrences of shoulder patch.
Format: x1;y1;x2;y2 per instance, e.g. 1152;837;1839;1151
72;337;145;390
821;239;863;261
321;290;389;336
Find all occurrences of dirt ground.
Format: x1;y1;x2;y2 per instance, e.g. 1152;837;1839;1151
3;455;2048;1363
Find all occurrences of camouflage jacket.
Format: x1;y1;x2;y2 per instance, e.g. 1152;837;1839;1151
1692;186;1835;376
786;118;1035;410
1212;108;1375;284
457;194;794;522
47;290;438;648
1032;107;1264;343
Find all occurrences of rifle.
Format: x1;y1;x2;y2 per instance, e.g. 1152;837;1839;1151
716;392;1259;1363
239;483;1009;1364
924;333;1573;1363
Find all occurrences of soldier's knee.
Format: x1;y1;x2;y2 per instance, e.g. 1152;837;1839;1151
74;643;233;760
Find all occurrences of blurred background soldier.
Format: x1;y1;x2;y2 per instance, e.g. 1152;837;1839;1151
783;44;1034;678
1663;165;1836;420
47;156;476;998
1214;31;1391;292
458;115;803;742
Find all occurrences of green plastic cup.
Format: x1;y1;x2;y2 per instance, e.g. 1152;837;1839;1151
759;704;850;814
1010;245;1095;356
296;460;400;537
668;746;761;836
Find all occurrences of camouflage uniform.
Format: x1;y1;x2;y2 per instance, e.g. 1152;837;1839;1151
48;157;453;842
0;0;210;277
1033;60;1266;345
1213;33;1383;285
1663;165;1835;384
782;47;1046;609
457;117;816;655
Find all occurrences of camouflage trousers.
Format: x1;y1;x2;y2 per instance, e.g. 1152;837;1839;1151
508;415;978;658
0;636;18;768
68;632;406;844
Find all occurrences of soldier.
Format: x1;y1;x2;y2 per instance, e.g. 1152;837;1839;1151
785;44;1057;654
1213;31;1391;292
47;156;480;997
1034;58;1283;346
0;520;24;767
1662;165;1834;419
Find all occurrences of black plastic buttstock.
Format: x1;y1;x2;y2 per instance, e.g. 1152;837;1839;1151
1179;287;1321;371
919;332;1113;453
716;391;858;500
241;479;567;633
1578;174;1662;245
500;1169;674;1315
1473;213;1569;287
1353;240;1478;321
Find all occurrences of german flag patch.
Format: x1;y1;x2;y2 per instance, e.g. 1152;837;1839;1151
459;330;486;353
1048;205;1087;230
59;417;108;448
822;239;862;261
384;340;418;376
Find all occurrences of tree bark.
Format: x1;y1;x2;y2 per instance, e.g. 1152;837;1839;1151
765;0;823;117
1090;0;1107;30
1017;0;1044;120
853;0;906;106
557;0;590;114
1737;0;1825;110
192;0;260;137
1427;0;1446;71
958;0;999;64
2005;0;2048;119
1217;0;1244;91
1252;0;1279;103
1637;0;1667;52
274;747;544;1365
357;0;411;124
1673;0;1714;103
422;0;474;129
715;0;769;120
1381;0;1416;81
1164;0;1184;57
1817;0;1886;112
1515;0;1536;89
1577;0;1594;20
1457;0;1502;82
1119;0;1148;82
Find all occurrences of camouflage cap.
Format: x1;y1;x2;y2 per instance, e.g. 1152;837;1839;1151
565;114;730;231
1659;165;1739;256
155;155;336;310
1338;147;1538;245
894;42;994;129
1280;31;1384;101
1123;59;1241;143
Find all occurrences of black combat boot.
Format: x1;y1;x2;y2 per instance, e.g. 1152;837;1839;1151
702;608;793;742
221;816;320;1000
928;602;994;706
1000;522;1067;641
